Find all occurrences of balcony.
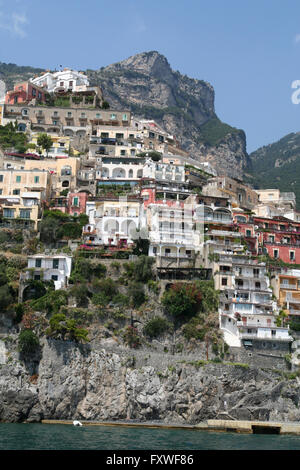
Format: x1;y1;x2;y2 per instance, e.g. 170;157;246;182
237;320;276;328
280;283;298;290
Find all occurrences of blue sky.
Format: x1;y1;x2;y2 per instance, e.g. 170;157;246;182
1;0;300;153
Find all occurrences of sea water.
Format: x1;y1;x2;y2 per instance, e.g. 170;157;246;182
1;423;300;450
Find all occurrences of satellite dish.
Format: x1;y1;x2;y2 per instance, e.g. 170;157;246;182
0;80;6;103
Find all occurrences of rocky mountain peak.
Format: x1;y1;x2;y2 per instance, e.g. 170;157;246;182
103;50;174;83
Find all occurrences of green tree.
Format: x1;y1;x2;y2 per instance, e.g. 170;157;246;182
37;133;53;156
162;282;202;319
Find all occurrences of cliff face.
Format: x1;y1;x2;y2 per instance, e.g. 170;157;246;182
1;338;300;424
87;51;250;179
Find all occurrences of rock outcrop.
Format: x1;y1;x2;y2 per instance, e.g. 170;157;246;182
1;338;300;424
88;51;250;179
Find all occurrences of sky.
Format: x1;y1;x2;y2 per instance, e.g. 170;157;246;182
1;0;300;153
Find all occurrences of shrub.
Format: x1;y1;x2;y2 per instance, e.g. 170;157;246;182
128;282;145;308
112;293;130;306
134;256;155;282
123;325;141;348
147;280;160;294
14;303;24;324
70;284;90;307
162;282;202;319
143;316;171;338
289;321;300;331
46;313;89;343
30;289;68;314
182;317;206;340
18;329;40;355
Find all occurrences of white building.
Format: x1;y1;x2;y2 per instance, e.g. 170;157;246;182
217;254;293;349
26;254;72;290
84;197;145;248
30;69;89;94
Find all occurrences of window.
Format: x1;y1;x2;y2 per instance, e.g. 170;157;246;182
35;259;42;268
13;189;20;195
60;81;64;86
110;114;116;120
32;88;36;97
38;92;42;100
67;112;72;117
246;229;252;237
73;197;79;207
290;251;295;261
122;114;127;121
19;209;30;219
16;175;21;183
3;208;15;218
51;275;58;281
53;259;59;269
54;111;58;116
0;175;3;182
34;176;39;184
221;277;228;286
273;249;279;259
34;274;40;281
96;113;101;118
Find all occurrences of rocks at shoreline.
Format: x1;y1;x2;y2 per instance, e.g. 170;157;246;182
1;338;300;424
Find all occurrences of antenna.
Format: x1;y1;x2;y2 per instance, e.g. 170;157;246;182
0;80;6;103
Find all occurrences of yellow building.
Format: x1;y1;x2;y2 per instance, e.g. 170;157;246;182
0;168;50;230
0;168;51;199
0;192;42;230
20;157;79;194
271;270;300;320
29;135;75;158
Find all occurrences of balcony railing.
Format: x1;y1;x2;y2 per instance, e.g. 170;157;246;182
280;283;297;290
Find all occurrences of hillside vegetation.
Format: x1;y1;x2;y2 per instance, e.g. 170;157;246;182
246;132;300;209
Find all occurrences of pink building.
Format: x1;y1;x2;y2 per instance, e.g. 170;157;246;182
50;192;88;216
68;192;88;216
5;81;47;105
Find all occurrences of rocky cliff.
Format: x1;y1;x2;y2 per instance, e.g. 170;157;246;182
1;337;300;424
87;51;249;179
